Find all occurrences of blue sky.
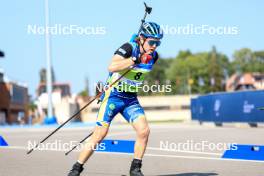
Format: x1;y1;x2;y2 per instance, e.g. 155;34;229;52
0;0;263;97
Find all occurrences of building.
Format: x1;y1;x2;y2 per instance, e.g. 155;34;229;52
37;82;71;97
36;82;79;124
0;70;29;124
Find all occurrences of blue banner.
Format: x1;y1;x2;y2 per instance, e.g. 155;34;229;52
191;90;264;122
95;139;135;153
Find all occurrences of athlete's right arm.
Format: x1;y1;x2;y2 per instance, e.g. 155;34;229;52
108;54;135;72
108;43;137;72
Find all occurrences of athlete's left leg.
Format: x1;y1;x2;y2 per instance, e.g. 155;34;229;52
130;115;150;176
122;102;149;176
132;115;150;160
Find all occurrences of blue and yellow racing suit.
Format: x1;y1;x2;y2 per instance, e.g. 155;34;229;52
96;35;159;127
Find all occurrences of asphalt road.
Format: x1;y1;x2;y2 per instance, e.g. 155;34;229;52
0;123;263;176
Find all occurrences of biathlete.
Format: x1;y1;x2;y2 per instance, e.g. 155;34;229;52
68;21;163;176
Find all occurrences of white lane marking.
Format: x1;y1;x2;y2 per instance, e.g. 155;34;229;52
147;147;222;156
0;145;221;156
0;123;215;134
1;146;264;163
0;130;137;153
0;146;28;150
144;153;264;163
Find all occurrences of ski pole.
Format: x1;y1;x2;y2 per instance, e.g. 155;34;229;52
64;2;152;156
27;68;133;155
65;131;94;155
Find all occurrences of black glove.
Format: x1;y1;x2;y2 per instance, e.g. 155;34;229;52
131;56;141;64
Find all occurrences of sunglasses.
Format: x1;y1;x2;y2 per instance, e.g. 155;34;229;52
147;40;161;47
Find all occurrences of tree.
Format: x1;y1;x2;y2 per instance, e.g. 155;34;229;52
78;77;91;97
208;46;229;92
254;51;264;60
84;77;90;96
232;48;264;73
138;58;173;96
135;47;263;95
166;47;230;94
78;90;89;97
